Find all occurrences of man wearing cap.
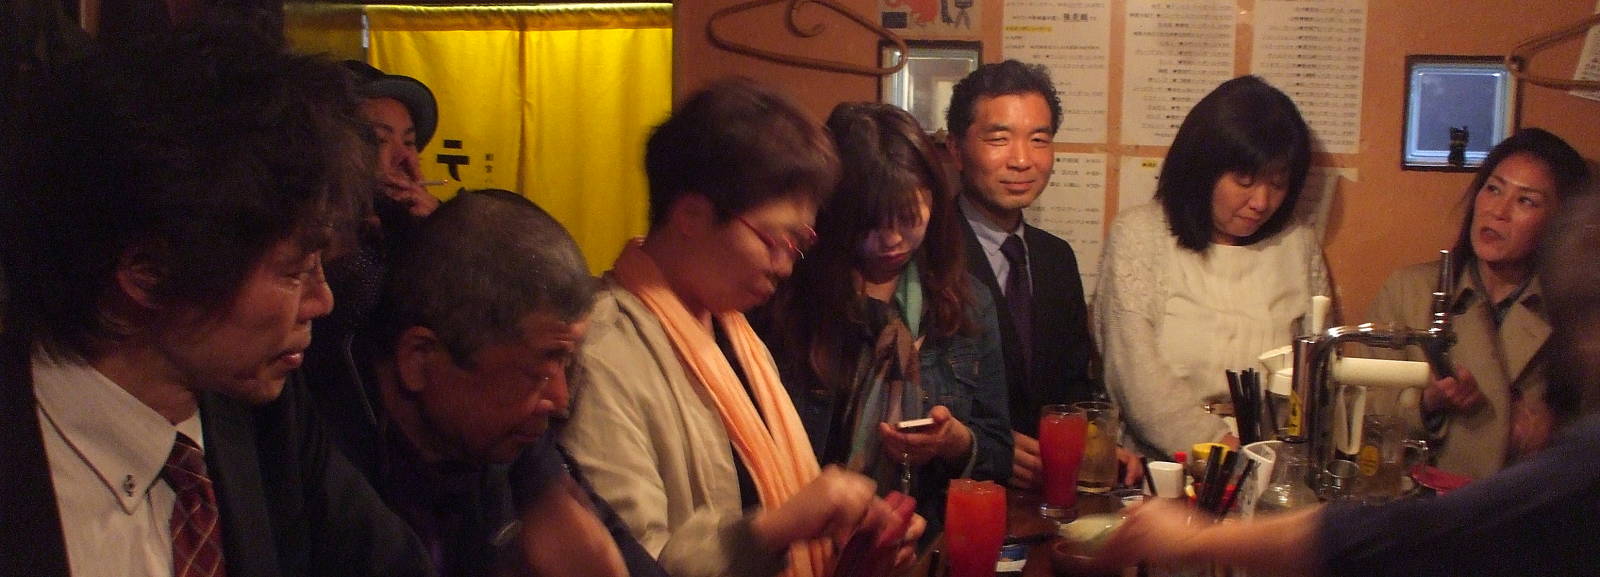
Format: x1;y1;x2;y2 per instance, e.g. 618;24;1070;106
307;62;444;446
345;60;442;220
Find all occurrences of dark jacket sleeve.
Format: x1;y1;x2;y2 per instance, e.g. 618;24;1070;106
1317;414;1600;577
253;376;433;577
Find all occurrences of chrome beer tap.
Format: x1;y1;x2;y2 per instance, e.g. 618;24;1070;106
1289;250;1456;490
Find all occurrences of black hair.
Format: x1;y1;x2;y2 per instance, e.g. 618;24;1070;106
368;189;596;367
643;77;839;228
1450;127;1592;264
1155;75;1312;252
945;59;1062;141
2;11;370;358
771;102;974;394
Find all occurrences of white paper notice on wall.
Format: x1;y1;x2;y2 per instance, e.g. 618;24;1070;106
1251;0;1369;155
1298;165;1356;243
1116;156;1164;214
1024;153;1108;303
1002;0;1112;143
1121;0;1237;147
1570;1;1600;102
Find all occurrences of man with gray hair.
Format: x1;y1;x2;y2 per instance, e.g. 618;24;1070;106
314;189;663;577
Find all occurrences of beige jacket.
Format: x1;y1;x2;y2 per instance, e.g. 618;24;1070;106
1366;261;1552;479
560;278;787;577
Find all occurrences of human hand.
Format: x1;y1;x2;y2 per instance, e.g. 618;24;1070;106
751;466;878;551
834;491;921;577
514;475;627;577
1009;430;1041;490
1421;366;1484;414
1219;433;1241;451
379;152;440;218
877;406;972;466
1510;396;1555;456
1116;447;1144;487
1091;499;1201;568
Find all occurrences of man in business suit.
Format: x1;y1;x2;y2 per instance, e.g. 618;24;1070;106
0;13;428;577
945;60;1139;490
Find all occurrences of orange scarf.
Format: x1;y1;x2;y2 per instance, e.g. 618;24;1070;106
611;240;832;577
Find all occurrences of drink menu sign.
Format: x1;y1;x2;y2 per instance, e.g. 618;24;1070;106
1024;153;1108;303
1002;0;1112;143
1120;0;1237;147
1251;0;1368;154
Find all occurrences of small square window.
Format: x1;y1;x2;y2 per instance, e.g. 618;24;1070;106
1403;56;1517;171
880;42;981;138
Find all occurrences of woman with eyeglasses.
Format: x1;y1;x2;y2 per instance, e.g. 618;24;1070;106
757;102;1011;542
560;80;922;577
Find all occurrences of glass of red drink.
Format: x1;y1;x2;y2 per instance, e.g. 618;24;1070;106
1039;404;1088;519
944;479;1006;577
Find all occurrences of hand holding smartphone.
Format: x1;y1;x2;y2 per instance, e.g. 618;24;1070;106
895;417;935;433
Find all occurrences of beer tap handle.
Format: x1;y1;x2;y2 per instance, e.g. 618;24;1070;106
1424;250;1457;380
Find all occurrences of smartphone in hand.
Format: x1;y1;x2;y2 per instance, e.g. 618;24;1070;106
895;417;935;433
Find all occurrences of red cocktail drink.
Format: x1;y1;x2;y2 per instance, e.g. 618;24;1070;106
1039;404;1088;518
945;479;1006;577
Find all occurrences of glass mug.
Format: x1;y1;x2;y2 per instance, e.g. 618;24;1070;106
945;479;1007;577
1074;401;1120;494
1038;404;1088;519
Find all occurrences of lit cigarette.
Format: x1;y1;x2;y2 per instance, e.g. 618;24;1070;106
418;180;447;187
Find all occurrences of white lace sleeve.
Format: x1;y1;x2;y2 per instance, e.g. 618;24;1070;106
1095;206;1229;456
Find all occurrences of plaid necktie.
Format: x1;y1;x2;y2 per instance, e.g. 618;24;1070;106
1000;234;1033;370
163;432;228;577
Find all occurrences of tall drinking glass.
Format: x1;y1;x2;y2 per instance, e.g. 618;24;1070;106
1074;401;1120;494
945;479;1007;577
1038;404;1087;519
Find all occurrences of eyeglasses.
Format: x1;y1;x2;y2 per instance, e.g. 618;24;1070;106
734;215;817;261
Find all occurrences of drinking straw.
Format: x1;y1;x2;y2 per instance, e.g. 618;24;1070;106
1218;459;1258;516
1141;456;1157;497
1262;370;1281;439
1238;369;1258;445
1200;445;1223;513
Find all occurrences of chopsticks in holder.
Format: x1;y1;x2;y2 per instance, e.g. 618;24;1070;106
1198;445;1223;515
1227;368;1264;446
1218;459;1258;516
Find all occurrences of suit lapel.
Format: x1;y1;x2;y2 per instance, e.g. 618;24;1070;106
959;207;1006;302
1499;281;1551;386
958;209;1032;425
0;336;71;577
202;392;280;577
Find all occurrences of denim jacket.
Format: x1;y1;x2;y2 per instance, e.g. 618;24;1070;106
770;274;1012;538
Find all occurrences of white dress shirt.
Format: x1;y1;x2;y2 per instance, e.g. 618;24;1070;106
33;351;204;577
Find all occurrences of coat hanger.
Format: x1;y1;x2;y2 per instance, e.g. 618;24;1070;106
706;0;908;77
1505;11;1600;91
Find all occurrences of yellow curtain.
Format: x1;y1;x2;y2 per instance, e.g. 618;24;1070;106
286;4;673;273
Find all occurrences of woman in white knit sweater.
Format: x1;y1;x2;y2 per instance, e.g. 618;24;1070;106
1096;76;1328;458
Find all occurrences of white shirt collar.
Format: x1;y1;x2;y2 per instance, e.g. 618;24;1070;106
33;350;204;514
959;194;1031;291
960;194;1026;246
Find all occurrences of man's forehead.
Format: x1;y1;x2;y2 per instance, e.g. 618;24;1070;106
358;97;416;130
970;94;1051;130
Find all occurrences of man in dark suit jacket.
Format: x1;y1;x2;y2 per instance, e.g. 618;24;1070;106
0;14;428;576
944;60;1139;490
308;190;666;577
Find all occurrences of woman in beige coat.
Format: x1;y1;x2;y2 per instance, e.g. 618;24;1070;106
1367;128;1590;479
